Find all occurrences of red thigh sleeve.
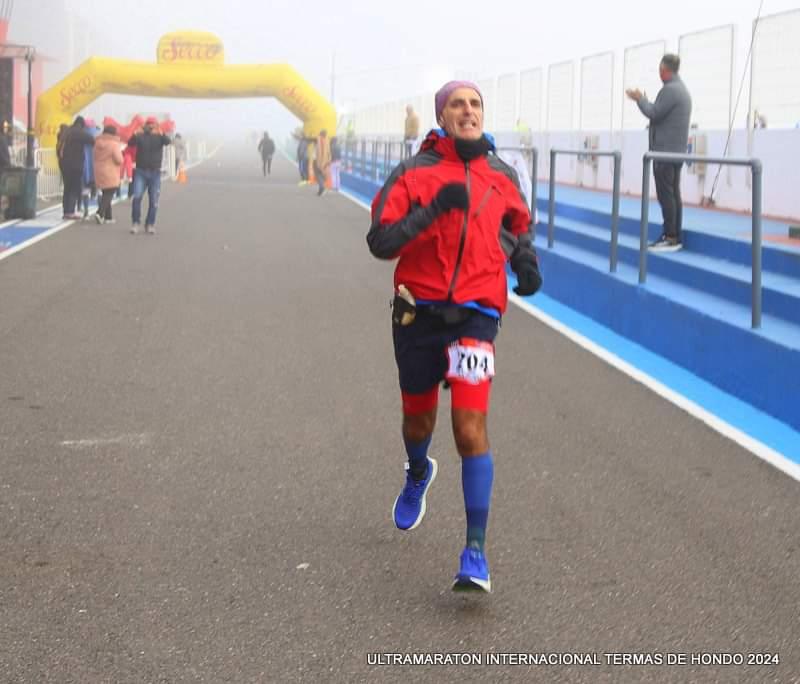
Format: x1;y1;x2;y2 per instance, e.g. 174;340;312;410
449;378;492;413
401;385;440;415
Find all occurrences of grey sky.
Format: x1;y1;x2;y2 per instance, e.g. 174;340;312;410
9;0;799;140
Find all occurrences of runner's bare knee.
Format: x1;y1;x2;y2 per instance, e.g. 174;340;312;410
452;409;489;456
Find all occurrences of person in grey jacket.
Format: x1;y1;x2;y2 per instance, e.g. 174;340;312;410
174;133;187;176
627;54;692;252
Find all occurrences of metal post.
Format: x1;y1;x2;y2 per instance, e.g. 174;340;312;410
610;151;621;272
330;51;335;102
639;154;651;283
548;149;556;248
746;17;756;159
751;160;762;329
25;48;35;169
360;140;366;177
371;140;378;181
530;147;539;234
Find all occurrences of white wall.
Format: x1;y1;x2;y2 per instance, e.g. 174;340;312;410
527;128;799;220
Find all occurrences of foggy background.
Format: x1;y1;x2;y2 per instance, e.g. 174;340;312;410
8;0;800;145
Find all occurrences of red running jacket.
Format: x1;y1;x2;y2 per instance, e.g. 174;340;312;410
368;130;536;314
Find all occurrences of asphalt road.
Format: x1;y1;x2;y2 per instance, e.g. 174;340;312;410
1;149;798;684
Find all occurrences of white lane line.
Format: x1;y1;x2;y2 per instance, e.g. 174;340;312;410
0;151;220;260
61;433;151;449
0;217;77;262
185;145;221;171
510;294;800;484
338;191;371;212
0;202;62;229
341;186;800;484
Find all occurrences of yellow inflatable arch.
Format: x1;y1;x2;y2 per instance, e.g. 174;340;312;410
36;31;337;147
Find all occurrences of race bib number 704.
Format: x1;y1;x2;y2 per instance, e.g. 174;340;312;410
445;338;495;384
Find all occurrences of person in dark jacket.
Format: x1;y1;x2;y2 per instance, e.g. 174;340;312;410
0;120;11;170
368;80;542;594
80;119;100;219
0;121;11;217
295;131;308;183
329;136;342;191
59;116;95;219
627;53;692;251
257;132;275;176
126;116;171;234
55;123;69;181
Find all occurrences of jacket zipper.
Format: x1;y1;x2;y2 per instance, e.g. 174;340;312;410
447;162;471;301
472;185;495;218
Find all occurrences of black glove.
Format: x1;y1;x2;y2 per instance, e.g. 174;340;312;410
434;183;469;212
512;261;543;296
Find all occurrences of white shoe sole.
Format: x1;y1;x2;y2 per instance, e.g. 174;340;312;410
392;457;438;531
452;575;492;593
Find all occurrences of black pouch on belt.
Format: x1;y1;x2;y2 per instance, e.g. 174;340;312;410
426;305;472;325
391;285;417;326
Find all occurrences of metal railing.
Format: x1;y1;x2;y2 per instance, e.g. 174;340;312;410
32;145;176;201
10;145;27;167
24;138;209;203
640;151;763;329
343;138;540;222
548;148;622;271
495;146;539;229
34;148;62;199
342;137;404;182
187;140;208;164
161;145;176;180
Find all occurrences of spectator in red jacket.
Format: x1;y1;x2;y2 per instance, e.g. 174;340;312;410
368;80;542;594
119;128;139;199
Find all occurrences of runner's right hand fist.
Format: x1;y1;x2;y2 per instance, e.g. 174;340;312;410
434;183;469;211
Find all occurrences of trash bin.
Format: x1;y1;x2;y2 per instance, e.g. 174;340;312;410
0;166;38;220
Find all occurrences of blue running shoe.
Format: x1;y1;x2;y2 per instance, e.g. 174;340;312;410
392;457;438;530
452;546;491;593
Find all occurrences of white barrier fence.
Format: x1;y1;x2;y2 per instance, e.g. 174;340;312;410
678;25;734;132
751;10;800;129
35;149;63;199
7;138;212;203
621;40;667;132
162;145;176;180
352;9;800;137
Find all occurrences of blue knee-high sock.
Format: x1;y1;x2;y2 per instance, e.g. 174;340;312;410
462;452;493;552
404;435;432;480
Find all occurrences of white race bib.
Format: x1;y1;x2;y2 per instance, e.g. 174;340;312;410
445;339;495;384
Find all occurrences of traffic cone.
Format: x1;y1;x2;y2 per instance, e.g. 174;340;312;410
177;165;187;184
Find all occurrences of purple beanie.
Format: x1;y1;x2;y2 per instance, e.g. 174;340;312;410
434;80;483;122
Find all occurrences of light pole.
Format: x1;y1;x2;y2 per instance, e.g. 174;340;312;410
330;51;335;103
329;61;438;105
25;45;34;169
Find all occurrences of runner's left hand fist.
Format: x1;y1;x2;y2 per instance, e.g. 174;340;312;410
512;262;542;296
